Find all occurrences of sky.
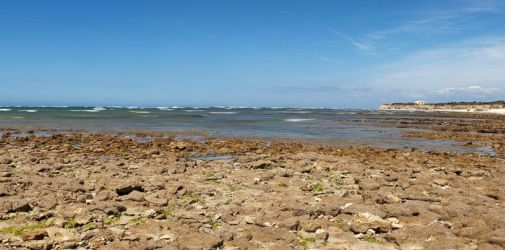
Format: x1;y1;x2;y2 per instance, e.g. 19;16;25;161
1;0;505;108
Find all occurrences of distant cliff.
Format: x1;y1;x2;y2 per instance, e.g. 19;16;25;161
379;101;505;112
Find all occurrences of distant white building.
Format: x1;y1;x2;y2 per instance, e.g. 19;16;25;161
414;100;426;105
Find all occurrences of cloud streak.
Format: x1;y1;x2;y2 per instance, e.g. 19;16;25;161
368;1;504;40
435;85;504;95
325;28;373;51
140;18;216;38
350;36;505;102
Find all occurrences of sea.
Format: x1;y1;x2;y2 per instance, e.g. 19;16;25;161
0;106;496;155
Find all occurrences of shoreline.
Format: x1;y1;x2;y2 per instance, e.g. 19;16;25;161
1;126;505;249
379;108;505;115
0;113;504;249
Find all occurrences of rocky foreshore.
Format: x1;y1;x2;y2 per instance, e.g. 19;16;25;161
380;100;505;114
1;128;505;249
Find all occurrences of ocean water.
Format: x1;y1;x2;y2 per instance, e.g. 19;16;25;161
0;106;494;154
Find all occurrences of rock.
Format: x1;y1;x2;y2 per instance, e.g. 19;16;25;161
433;179;449;186
386;218;403;229
0;157;12;164
350;213;392;234
145;209;157;218
123;190;145;202
249;160;272;169
177;232;223;249
74;213;94;225
384;175;398;182
301;220;322;232
170;141;189;150
377;194;401;204
11;201;32;213
385;203;420;217
21;229;48;241
315;229;329;241
244;216;255;224
358;180;381;191
366;229;376;236
278;169;293;177
278;217;299;230
95;190;118;201
342;203;386;218
115;184;144;196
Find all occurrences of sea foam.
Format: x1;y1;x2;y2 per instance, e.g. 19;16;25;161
129;111;151;114
284;118;315;122
209;111;237;114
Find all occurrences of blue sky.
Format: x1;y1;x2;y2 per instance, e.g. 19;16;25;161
1;0;505;108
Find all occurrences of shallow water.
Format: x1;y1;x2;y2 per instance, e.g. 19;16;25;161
0;106;494;154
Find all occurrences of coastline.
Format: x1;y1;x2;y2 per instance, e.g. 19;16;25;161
379;108;505;115
379;100;505;115
1;113;504;249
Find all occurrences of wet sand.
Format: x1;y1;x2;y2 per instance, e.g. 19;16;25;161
0;112;504;249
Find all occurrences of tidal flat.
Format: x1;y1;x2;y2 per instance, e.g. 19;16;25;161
0;112;504;249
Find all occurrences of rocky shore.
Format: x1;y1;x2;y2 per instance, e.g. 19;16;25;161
1;123;504;249
380;100;505;113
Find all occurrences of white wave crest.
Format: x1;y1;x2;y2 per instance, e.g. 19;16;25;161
284;118;315;122
209;111;237;114
70;109;101;112
129;111;151;114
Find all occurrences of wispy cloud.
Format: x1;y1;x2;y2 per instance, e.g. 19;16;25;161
313;55;339;63
140;18;216;38
267;84;370;93
299;53;341;63
435;85;504;95
356;36;505;102
366;1;505;40
325;28;374;51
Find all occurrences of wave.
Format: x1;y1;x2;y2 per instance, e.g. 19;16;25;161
21;110;37;113
209;111;237;115
284;118;315;122
71;110;100;112
277;111;312;114
129;111;151;114
157;107;174;111
0;109;12;112
184;110;204;112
